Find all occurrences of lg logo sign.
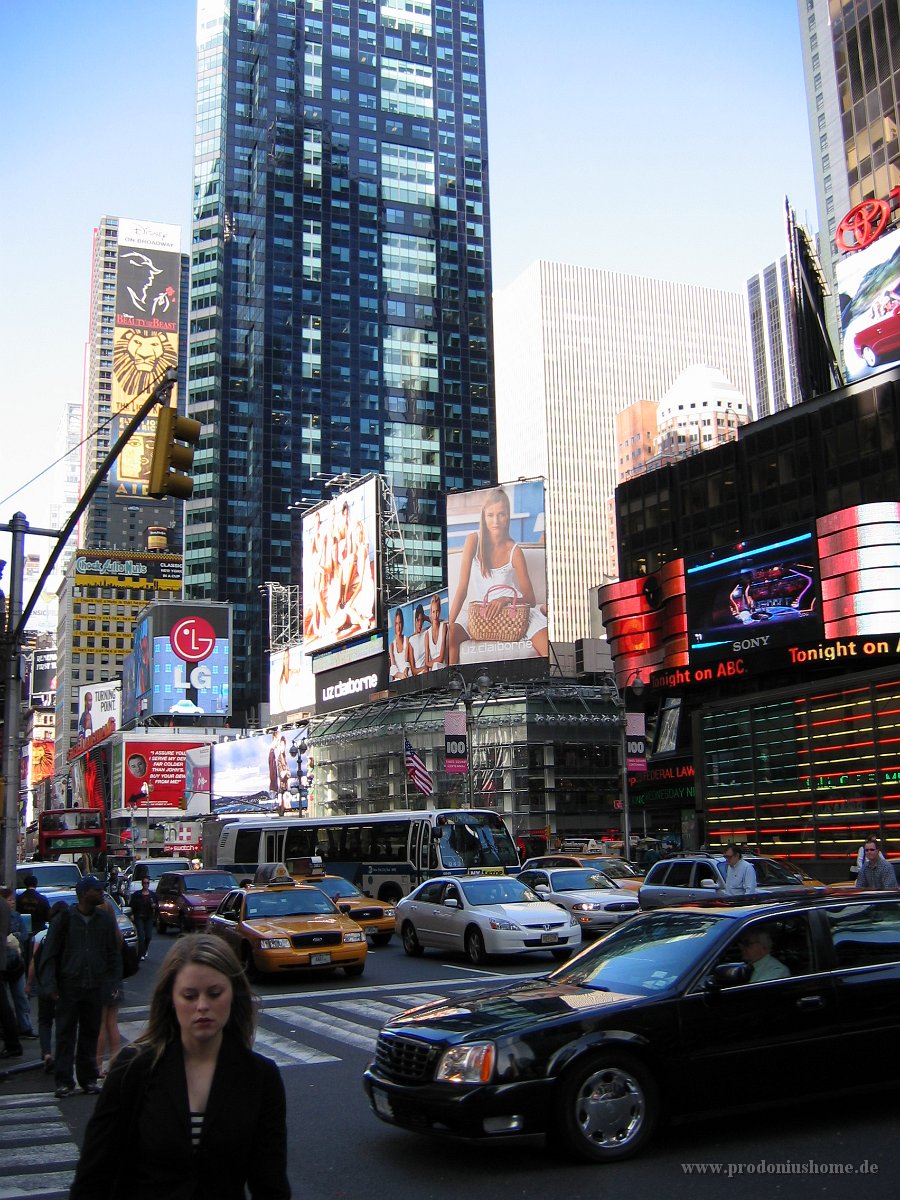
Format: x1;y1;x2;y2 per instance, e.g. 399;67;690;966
170;617;217;662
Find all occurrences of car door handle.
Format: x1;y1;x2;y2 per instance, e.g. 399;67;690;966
796;994;825;1011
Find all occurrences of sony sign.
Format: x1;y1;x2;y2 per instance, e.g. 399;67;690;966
315;653;388;714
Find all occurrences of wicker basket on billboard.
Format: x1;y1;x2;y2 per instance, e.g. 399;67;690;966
468;584;530;642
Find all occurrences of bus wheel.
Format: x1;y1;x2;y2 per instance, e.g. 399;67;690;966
401;921;424;957
379;885;402;905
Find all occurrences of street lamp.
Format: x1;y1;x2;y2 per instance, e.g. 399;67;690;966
615;672;645;862
448;669;492;806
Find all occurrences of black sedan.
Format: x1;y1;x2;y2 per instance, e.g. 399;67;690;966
364;893;900;1162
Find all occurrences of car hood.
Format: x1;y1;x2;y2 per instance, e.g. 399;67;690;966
559;888;638;907
244;914;350;937
384;978;645;1042
478;901;573;923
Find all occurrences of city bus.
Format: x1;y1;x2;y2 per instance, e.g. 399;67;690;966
37;808;107;861
203;808;521;903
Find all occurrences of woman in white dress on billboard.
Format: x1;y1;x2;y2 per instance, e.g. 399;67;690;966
389;608;414;679
425;593;448;670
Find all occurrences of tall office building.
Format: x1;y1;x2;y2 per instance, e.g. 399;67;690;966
187;0;495;720
745;256;803;418
493;261;750;643
798;0;900;308
78;215;189;554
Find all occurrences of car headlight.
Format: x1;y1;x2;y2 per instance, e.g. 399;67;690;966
435;1042;496;1085
343;931;366;943
488;918;521;931
383;908;396;918
571;902;600;912
257;938;291;949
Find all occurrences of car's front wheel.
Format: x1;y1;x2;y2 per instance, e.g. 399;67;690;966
241;943;261;982
464;926;487;965
553;1052;658;1163
861;344;878;367
344;962;365;977
401;921;424;957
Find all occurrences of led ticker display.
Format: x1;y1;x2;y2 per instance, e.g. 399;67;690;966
685;527;822;662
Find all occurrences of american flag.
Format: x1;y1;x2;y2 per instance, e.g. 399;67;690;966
404;738;434;796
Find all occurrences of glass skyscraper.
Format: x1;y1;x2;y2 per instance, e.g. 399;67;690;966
187;0;495;720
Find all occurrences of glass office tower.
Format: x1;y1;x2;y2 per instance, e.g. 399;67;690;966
187;0;495;720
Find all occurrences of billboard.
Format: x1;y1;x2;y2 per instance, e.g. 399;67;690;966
29;648;57;708
122;601;231;723
109;218;181;501
685;527;822;663
315;652;388;714
74;550;182;592
77;681;122;745
30;740;55;786
387;588;450;691
268;644;316;722
446;479;549;668
836;226;900;381
210;731;306;813
122;740;206;810
300;475;380;655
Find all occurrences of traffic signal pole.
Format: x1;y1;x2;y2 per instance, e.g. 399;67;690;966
1;368;177;884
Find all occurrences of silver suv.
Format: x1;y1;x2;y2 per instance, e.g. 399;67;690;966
638;852;820;910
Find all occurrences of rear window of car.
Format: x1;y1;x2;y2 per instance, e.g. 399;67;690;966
143;860;191;880
17;864;82;888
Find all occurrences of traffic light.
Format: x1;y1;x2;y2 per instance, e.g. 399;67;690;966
148;404;202;499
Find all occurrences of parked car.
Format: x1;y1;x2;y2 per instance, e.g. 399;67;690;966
395;873;582;965
516;866;640;933
364;892;900;1162
520;855;644;892
207;865;367;979
155;870;239;934
124;858;193;901
15;861;83;901
638;852;823;909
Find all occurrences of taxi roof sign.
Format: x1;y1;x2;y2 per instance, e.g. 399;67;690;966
253;862;296;888
285;855;325;878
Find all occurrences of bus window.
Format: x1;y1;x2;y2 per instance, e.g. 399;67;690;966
283;827;316;860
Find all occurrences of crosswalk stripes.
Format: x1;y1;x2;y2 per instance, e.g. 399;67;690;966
265;1005;381;1052
0;1095;77;1200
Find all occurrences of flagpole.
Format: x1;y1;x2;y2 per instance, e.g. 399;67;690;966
401;728;410;809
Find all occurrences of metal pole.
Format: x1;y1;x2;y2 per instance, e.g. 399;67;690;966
464;694;474;808
620;711;631;863
2;512;27;883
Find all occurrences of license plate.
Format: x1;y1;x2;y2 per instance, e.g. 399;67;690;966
310;952;331;965
372;1088;393;1119
540;932;559;944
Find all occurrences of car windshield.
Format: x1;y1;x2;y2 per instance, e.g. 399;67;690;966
142;862;190;880
549;870;617;892
184;873;238;892
460;878;541;906
596;860;638;879
245;889;338;918
308;878;359;899
551;911;728;997
17;865;82;888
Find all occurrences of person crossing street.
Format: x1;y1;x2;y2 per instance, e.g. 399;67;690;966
130;877;158;960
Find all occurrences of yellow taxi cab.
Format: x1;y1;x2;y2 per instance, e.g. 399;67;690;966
286;857;396;946
206;863;367;979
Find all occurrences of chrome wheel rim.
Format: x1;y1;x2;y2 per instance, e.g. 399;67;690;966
573;1065;645;1149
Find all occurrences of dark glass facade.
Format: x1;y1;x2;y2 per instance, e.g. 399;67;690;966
186;0;495;718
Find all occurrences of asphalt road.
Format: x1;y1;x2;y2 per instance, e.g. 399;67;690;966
3;931;899;1200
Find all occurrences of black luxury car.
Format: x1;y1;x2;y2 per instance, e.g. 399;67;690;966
363;893;900;1162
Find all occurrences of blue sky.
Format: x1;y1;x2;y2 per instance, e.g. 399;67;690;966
1;0;816;540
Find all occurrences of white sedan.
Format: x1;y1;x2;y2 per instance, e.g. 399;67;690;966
517;867;640;933
396;874;582;965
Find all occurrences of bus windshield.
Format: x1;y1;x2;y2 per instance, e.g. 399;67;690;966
433;812;519;870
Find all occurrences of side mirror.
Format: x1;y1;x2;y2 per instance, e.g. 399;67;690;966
338;902;352;914
444;897;460;909
534;884;550;894
699;878;719;890
707;961;752;989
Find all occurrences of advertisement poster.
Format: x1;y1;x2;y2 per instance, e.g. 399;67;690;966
210;731;307;813
300;476;380;654
123;602;231;722
446;479;549;668
836;226;900;381
387;588;450;690
123;740;206;810
268;644;316;722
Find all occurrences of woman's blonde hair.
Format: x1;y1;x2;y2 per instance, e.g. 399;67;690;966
477;487;511;577
131;934;256;1066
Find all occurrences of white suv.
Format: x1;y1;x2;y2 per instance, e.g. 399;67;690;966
126;858;192;901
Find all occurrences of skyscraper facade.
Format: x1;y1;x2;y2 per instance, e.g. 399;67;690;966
78;216;189;554
798;0;900;312
745;256;803;418
186;0;495;720
493;261;750;643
